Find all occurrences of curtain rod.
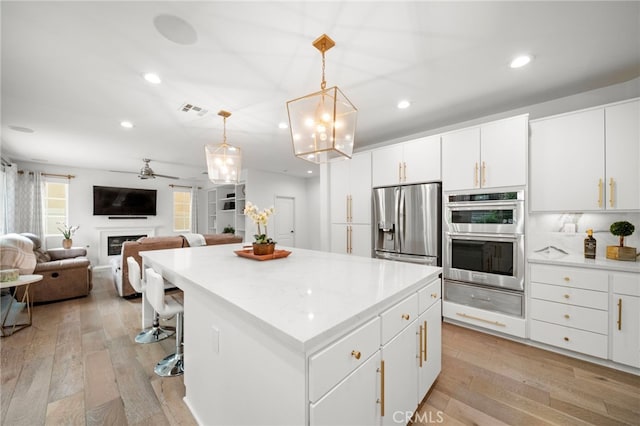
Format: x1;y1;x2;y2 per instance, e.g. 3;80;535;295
169;184;202;189
17;171;75;179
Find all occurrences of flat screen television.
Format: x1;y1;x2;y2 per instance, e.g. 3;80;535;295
93;185;157;216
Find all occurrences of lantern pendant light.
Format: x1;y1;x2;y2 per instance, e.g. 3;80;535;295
205;110;242;184
286;34;357;164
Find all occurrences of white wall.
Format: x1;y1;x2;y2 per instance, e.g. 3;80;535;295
245;169;312;249
306;176;321;251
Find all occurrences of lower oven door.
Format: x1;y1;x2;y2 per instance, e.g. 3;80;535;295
444;232;524;291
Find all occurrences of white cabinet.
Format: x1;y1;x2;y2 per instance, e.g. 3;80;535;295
417;302;442;398
330;152;371;256
530;99;639;212
442;115;527;191
372;136;441;187
611;272;640;368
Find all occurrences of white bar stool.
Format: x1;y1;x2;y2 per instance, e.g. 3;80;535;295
145;268;184;377
127;257;175;343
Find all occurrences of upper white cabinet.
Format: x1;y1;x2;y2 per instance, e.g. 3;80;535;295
372;135;441;187
530;99;639;212
442;115;528;191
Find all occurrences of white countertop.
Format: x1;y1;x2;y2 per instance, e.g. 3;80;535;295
141;244;441;352
528;252;640;273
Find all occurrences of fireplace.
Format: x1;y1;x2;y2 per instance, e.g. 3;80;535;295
107;234;146;256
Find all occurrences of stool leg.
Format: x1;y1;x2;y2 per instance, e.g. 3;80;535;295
135;310;176;344
154;312;184;377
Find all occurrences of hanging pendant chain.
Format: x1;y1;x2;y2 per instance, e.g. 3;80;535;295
320;50;327;90
222;116;227;146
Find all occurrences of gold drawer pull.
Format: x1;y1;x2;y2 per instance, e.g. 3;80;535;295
563;277;570;282
431;293;438;299
564;314;570;319
351;350;361;360
377;360;385;416
617;298;622;331
401;313;410;321
564;337;570;342
563;294;570;299
456;312;505;327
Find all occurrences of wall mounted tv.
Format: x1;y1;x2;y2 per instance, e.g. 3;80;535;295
93;186;157;216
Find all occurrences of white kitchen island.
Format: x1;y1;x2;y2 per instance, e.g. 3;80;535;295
141;244;442;426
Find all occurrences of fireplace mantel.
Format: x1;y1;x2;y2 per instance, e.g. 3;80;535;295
98;226;159;266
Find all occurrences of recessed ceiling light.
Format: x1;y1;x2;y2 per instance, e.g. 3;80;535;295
120;121;134;129
307;170;313;174
143;73;161;84
278;122;288;129
510;55;532;69
397;100;411;109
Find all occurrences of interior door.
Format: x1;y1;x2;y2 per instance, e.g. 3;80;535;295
274;196;295;247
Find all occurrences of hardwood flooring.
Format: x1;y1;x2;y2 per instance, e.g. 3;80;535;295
1;268;638;425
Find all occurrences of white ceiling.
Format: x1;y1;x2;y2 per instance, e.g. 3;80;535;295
2;1;639;181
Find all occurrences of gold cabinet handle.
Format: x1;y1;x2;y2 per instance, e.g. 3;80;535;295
351;350;361;360
482;161;486;187
403;162;407;182
474;162;479;187
564;337;570;342
348;226;353;254
418;324;424;368
563;277;571;282
377;360;385;416
563;294;570;299
398;163;402;183
617;298;622;331
598;178;603;208
423;320;428;362
456;312;505;327
349;195;353;222
609;177;615;207
564;314;570;319
401;313;410;321
431;293;438;299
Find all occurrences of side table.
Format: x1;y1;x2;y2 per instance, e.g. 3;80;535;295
1;274;43;336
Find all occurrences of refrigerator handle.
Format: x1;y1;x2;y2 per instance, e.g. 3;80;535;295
397;187;405;251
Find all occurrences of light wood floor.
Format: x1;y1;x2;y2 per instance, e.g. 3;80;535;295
1;269;638;425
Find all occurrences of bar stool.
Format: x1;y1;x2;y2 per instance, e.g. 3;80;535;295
145;268;184;377
127;257;175;343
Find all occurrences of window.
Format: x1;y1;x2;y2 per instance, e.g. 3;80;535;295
173;190;192;232
44;181;68;235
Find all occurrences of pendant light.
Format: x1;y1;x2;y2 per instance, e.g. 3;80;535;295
286;34;357;164
205;110;242;184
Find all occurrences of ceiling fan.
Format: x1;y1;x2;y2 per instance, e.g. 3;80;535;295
112;158;179;180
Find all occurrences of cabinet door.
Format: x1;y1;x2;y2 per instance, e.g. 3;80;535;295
349;152;372;224
351;224;372;258
611;294;640;368
372;145;403;187
417;302;442;398
404;136;441;184
330;224;349;255
530;109;605;211
442;127;481;191
310;352;381;426
480;115;527;189
381;323;418;426
605;100;640;210
330;159;350;224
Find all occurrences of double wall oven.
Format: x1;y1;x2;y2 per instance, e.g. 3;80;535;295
443;190;525;318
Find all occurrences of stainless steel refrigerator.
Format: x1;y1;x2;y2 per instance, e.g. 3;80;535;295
372;182;441;265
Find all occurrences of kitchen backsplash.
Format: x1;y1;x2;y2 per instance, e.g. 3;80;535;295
528;212;640;259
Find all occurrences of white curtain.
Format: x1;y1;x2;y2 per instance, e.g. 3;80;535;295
190;186;199;233
2;165;44;237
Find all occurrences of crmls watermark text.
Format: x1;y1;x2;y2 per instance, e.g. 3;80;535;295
393;410;444;424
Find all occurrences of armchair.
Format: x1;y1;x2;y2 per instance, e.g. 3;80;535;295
16;233;92;303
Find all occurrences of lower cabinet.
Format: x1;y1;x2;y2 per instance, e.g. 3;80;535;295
309;277;443;426
330;224;371;257
611;273;640;368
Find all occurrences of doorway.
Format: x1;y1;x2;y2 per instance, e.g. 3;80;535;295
274;196;295;247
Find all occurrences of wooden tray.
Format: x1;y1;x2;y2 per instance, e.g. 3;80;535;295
234;249;292;261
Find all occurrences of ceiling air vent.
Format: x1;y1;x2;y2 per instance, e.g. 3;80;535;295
180;103;209;117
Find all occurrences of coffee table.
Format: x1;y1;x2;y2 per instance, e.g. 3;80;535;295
1;274;43;336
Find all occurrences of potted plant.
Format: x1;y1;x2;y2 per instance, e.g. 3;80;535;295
223;225;235;234
243;202;276;255
57;222;79;249
607;221;636;261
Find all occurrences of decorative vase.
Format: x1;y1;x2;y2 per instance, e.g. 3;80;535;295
62;238;72;249
253;242;275;256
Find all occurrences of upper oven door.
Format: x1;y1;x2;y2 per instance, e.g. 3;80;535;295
445;200;524;234
444;233;524;291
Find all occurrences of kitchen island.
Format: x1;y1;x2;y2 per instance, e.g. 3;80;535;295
142;244;442;425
